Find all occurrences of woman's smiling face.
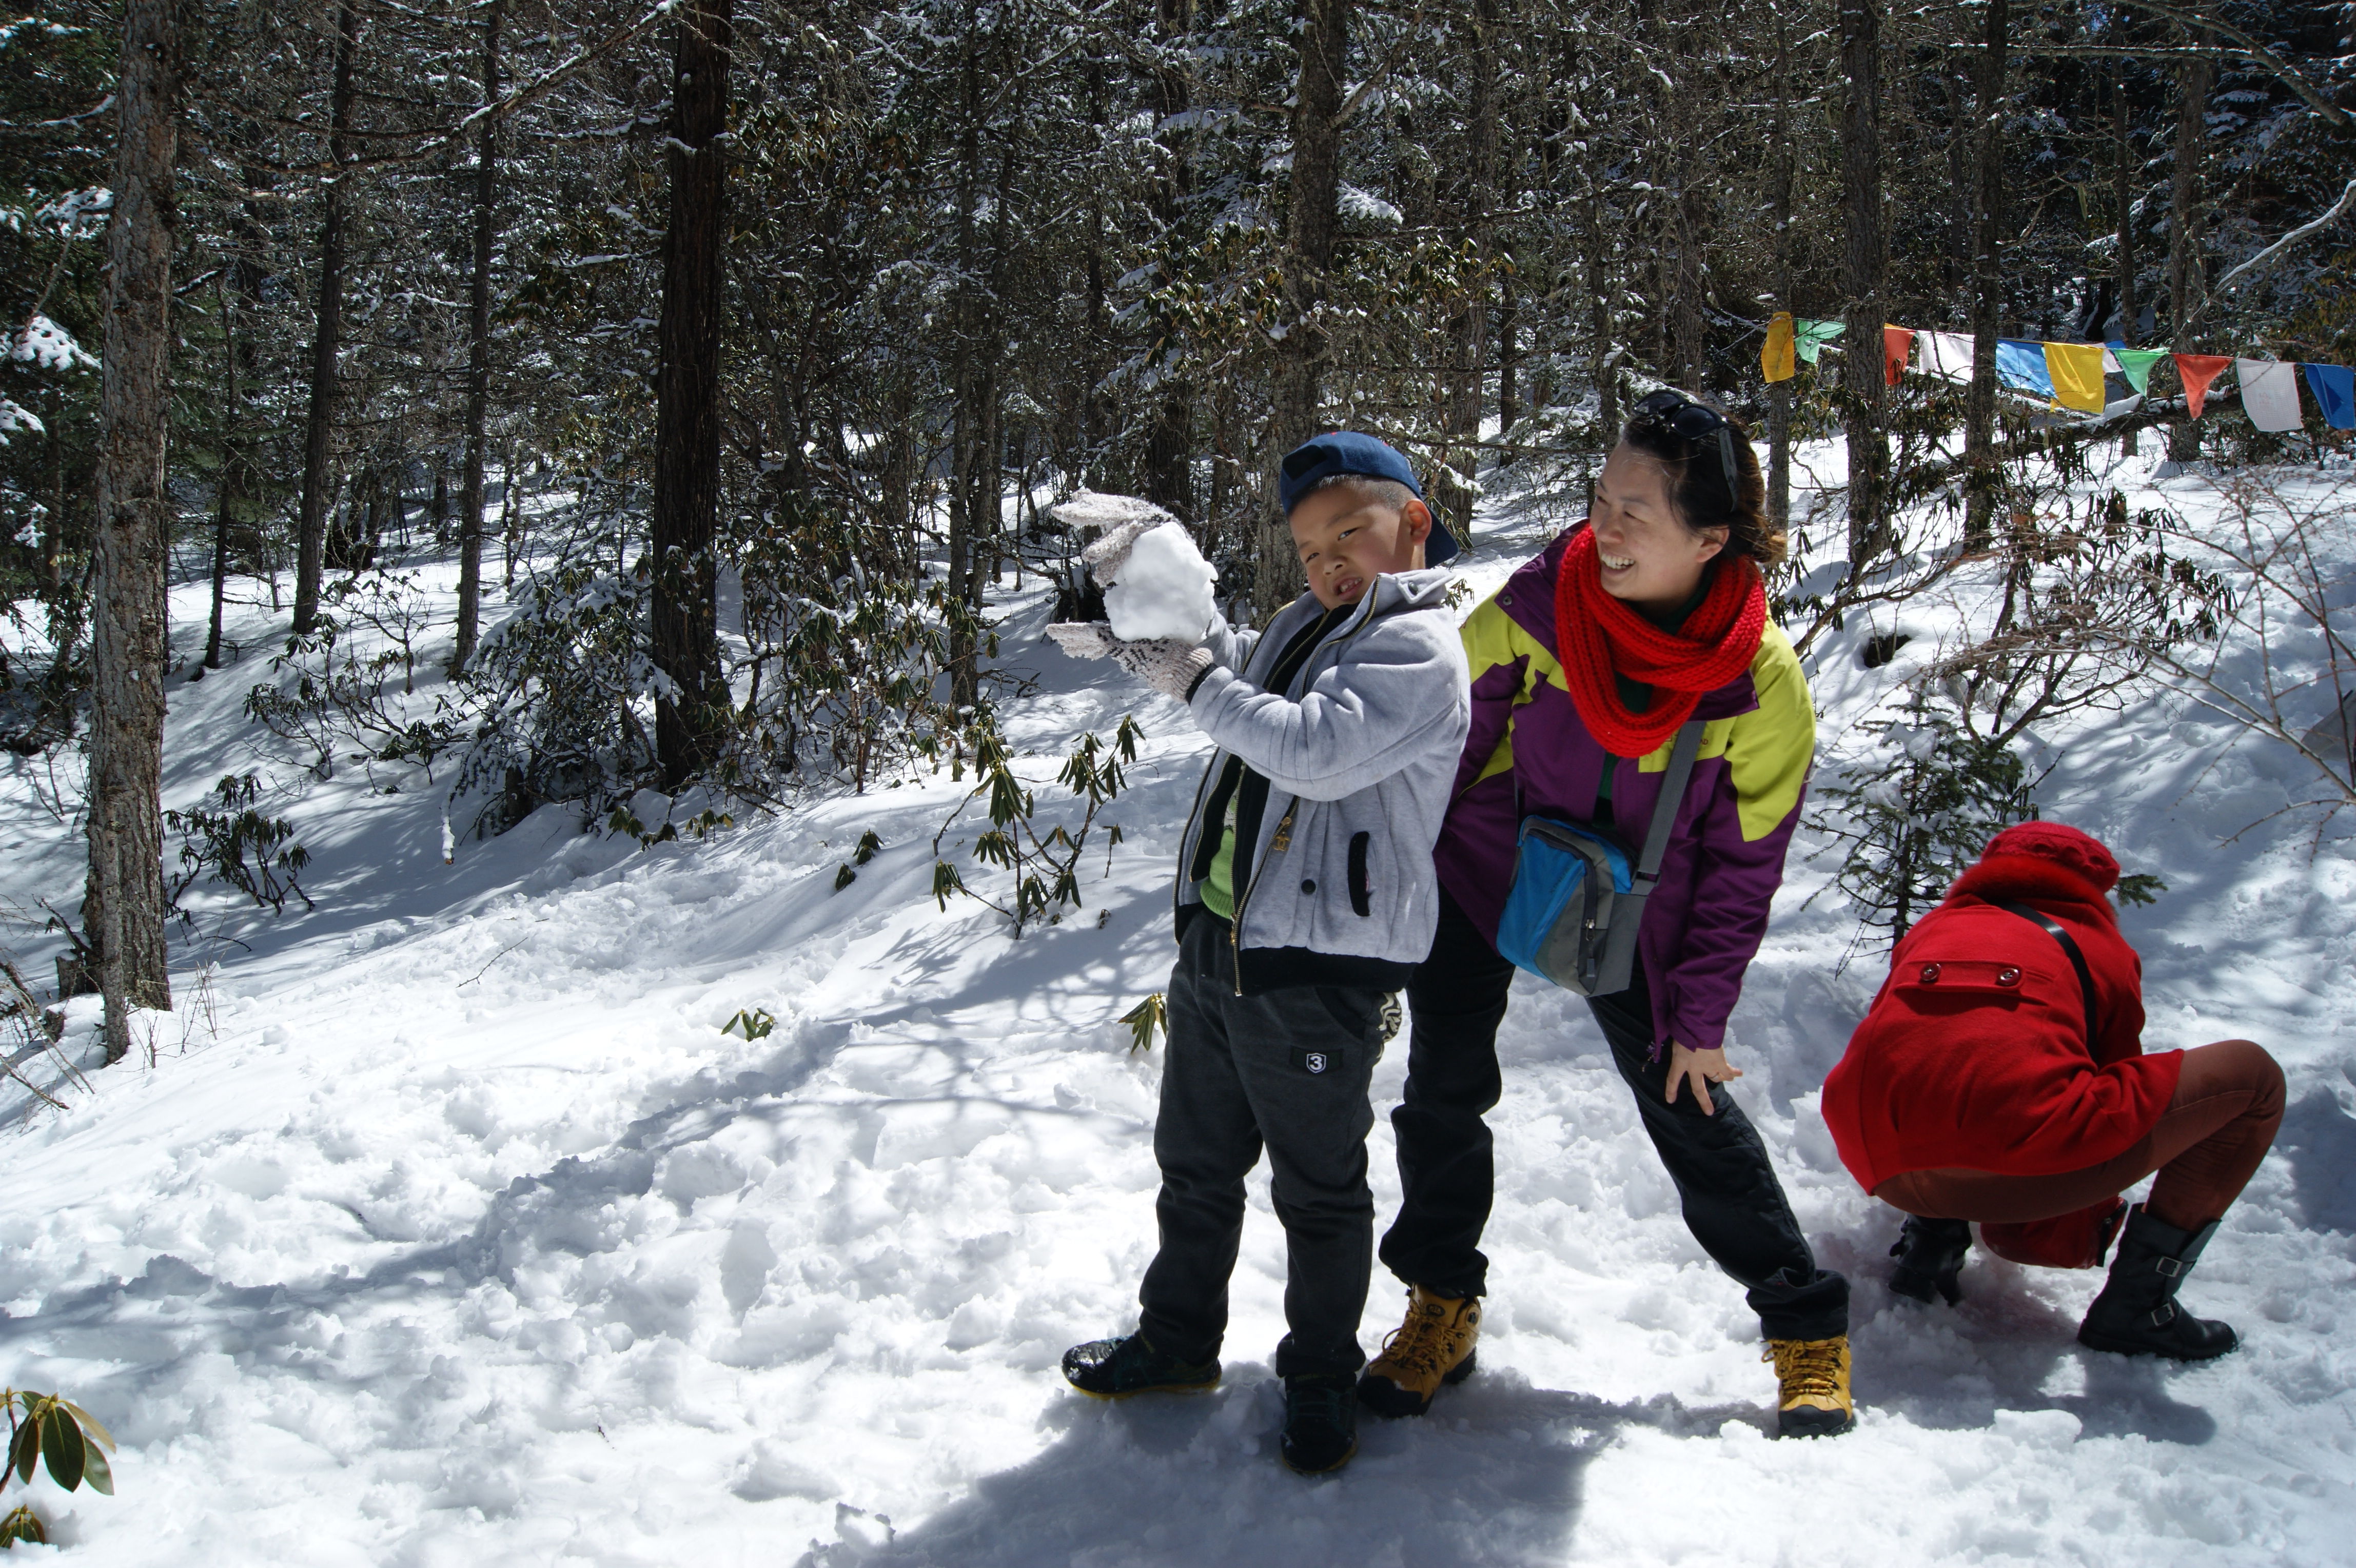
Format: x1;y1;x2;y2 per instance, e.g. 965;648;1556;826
1589;442;1727;613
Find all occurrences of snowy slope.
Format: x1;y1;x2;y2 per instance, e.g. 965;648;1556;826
0;449;2351;1566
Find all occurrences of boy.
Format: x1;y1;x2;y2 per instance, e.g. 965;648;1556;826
1048;433;1471;1474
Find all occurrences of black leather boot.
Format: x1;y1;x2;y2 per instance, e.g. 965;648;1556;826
1888;1217;1972;1305
2076;1204;2239;1360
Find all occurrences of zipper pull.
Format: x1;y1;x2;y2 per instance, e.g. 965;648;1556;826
1269;808;1295;853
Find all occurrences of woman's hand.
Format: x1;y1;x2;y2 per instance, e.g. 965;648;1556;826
1665;1041;1742;1115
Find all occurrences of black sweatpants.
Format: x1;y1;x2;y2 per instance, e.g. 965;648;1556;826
1136;913;1385;1378
1380;888;1849;1342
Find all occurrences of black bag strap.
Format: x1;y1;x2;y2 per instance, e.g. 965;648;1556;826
1511;718;1705;869
1633;721;1706;886
1993;899;2099;1038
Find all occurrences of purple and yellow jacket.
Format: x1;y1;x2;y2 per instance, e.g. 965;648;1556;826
1435;528;1816;1055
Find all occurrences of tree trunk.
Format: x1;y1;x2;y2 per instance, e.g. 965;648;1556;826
2166;32;2211;465
943;2;991;709
1496;271;1519;444
501;447;519;589
1437;0;1496;548
1666;9;1709;396
1141;0;1195;520
1962;0;2007;550
87;0;179;1062
1837;0;1888;566
2115;75;2140;456
1586;192;1619;441
203;274;240;671
292;3;358;637
451;0;505;675
1766;12;1795;540
649;0;732;786
1261;0;1348;620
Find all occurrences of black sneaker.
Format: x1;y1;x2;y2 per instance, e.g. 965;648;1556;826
1279;1373;1359;1474
1062;1332;1220;1398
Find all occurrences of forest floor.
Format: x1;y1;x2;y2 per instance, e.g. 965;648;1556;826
1;441;2353;1566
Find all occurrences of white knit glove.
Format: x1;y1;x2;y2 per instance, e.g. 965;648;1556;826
1108;639;1215;701
1081;518;1156;590
1045;621;1120;660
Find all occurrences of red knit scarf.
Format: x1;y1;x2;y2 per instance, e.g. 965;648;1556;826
1554;523;1768;757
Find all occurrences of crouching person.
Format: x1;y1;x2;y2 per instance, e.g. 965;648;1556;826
1821;822;2284;1358
1051;433;1470;1473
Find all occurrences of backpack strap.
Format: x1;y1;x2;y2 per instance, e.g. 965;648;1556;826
1992;899;2099;1040
1633;720;1706;887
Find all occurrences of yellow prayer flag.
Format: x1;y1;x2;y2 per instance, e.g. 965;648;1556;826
1762;312;1796;384
2044;342;2107;414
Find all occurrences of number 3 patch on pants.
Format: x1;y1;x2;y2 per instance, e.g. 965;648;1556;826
1290;1047;1347;1076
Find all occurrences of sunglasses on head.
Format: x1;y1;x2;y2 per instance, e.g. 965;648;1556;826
1627;389;1741;504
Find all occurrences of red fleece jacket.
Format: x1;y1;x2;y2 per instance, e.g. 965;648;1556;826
1821;851;2184;1193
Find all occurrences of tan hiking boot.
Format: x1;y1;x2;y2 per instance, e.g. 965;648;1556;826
1357;1286;1481;1418
1764;1335;1854;1438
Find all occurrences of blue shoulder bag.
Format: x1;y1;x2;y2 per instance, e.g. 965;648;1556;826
1495;719;1704;996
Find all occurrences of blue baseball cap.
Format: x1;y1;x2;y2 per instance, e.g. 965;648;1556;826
1278;432;1461;566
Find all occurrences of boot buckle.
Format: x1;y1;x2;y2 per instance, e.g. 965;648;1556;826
2154;1255;2186;1278
2147;1302;2178;1328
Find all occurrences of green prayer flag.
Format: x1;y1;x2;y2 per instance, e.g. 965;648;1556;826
1794;319;1847;365
2111;348;2168;395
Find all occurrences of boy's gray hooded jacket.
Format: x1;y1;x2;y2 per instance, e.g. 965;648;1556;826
1175;566;1471;994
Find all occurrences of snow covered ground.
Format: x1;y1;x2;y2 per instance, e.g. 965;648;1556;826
1;445;2352;1566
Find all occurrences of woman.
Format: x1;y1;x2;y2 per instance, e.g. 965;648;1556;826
1821;821;2283;1359
1361;390;1854;1439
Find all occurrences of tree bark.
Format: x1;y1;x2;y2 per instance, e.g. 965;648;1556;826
1140;4;1195;523
650;0;732;786
87;0;179;1062
943;0;993;710
2114;75;2141;456
1837;0;1888;566
1261;0;1348;620
451;0;505;675
1586;191;1619;440
2166;32;2211;464
1766;12;1795;540
203;272;239;672
1438;0;1496;548
1963;0;2008;550
292;4;358;637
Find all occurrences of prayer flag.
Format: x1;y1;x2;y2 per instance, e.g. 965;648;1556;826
1996;340;2055;400
2045;342;2107;414
1762;313;1796;383
2173;354;2230;418
1795;319;1845;365
2237;359;2304;433
2111;348;2169;395
2301;363;2355;430
1918;331;1974;383
1884;325;1915;387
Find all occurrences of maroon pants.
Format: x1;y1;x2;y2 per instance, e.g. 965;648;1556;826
1874;1038;2285;1237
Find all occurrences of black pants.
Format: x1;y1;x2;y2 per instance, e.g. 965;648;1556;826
1137;914;1385;1378
1380;888;1849;1341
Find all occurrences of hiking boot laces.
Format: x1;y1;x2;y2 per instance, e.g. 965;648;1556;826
1764;1338;1847;1404
1376;1296;1458;1382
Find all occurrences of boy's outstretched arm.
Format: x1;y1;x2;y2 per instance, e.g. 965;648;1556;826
1189;618;1468;802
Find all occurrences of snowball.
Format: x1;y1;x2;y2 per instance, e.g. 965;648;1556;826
1104;522;1216;643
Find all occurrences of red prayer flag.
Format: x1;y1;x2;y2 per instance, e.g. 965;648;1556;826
2174;354;2232;419
1883;325;1915;387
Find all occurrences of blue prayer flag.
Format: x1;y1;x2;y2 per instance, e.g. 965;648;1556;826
1996;339;2055;400
2302;363;2355;432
